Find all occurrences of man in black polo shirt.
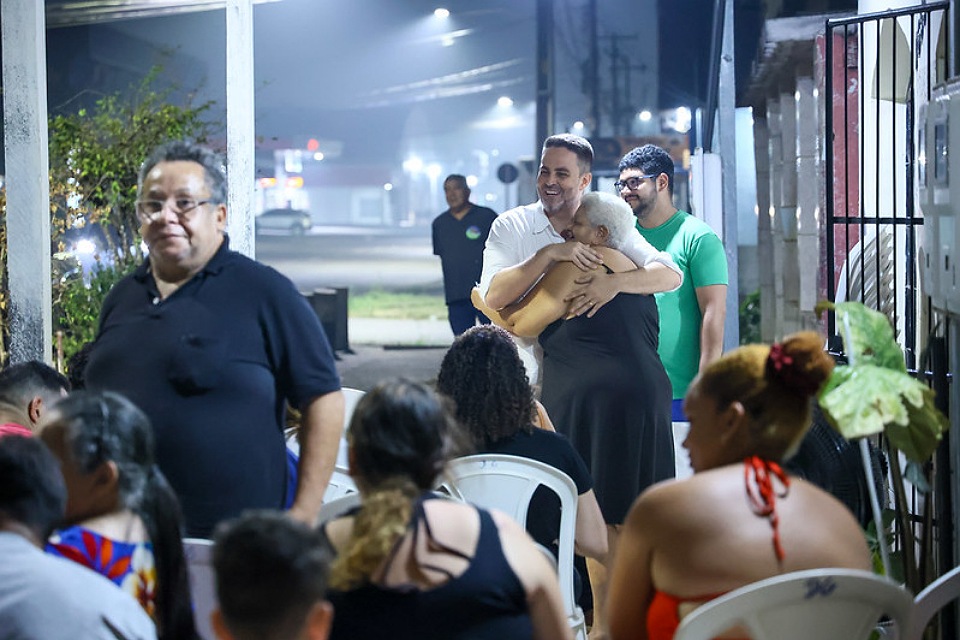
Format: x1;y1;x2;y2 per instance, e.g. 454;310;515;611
432;174;498;336
85;141;344;537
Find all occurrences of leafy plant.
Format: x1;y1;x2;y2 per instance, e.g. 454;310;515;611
739;289;761;345
816;300;949;592
54;262;133;373
0;68;216;366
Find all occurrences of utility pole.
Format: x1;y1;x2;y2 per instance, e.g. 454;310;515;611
535;0;555;154
601;33;637;135
588;0;600;136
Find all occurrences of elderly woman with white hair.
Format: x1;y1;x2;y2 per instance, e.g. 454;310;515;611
475;191;673;636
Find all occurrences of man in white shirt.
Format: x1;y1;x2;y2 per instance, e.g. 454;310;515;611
478;134;682;384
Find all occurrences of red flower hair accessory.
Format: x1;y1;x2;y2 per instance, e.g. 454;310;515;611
765;342;820;396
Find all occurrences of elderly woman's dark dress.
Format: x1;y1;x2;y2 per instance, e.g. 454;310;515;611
539;273;674;524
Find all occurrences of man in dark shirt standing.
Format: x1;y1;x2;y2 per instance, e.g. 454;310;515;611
432;174;498;336
85;141;344;537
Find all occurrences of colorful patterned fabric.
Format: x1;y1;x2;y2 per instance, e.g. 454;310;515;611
46;525;157;620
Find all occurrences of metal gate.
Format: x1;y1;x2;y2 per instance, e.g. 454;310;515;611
823;0;953;618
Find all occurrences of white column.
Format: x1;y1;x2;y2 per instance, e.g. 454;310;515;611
766;100;785;338
226;0;256;258
795;76;820;322
753;115;775;343
718;0;739;349
779;90;801;335
1;0;51;364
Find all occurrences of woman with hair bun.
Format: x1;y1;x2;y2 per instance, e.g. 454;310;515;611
607;332;872;640
39;391;197;640
322;379;571;640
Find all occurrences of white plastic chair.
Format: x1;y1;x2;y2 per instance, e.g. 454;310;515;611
673;568;913;640
444;454;586;640
317;491;363;524
335;387;366;470
182;537;217;640
288;387;362;503
286;386;364;464
910;564;960;640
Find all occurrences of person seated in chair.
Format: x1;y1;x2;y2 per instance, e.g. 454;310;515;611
0;360;69;438
606;332;872;640
436;325;607;565
39;391;197;640
212;511;333;640
321;379;571;640
0;435;157;639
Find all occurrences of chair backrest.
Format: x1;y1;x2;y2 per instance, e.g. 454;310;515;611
910;564;960;640
673;568;914;640
183;537;217;640
288;387;362;503
317;491;363;525
322;466;358;503
444;454;585;640
286;387;364;464
336;387;366;470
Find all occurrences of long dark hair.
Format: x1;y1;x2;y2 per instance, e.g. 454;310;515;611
52;391;198;640
330;379;467;590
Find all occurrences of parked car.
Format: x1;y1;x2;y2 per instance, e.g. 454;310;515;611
255;208;312;235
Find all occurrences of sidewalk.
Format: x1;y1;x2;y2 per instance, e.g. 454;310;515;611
347;317;453;348
336;317;453;391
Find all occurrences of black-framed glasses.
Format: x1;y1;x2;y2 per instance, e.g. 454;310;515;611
135;196;215;223
614;174;658;192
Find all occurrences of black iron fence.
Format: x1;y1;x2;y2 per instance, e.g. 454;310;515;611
823;1;953;629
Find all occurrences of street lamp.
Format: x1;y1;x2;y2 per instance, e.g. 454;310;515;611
434;8;449;18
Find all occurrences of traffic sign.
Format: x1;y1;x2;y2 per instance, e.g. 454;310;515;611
497;163;520;184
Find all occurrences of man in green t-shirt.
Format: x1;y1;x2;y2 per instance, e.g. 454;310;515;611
617;145;728;474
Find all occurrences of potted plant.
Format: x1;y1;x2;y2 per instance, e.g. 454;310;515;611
816;300;949;593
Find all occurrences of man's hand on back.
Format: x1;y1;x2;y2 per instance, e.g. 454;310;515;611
545;241;603;272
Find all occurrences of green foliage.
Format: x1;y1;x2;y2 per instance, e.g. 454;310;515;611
816;301;948;464
55;259;137;371
47;67;216;260
864;508;903;581
348;289;447;320
0;68;216;366
738;289;761;345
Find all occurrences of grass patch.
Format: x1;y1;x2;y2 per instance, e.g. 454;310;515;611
349;289;447;320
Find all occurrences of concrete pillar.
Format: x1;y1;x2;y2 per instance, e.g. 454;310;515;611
718;0;740;350
766;99;785;338
779;90;801;335
226;0;256;258
753;116;776;343
795;76;820;327
1;0;51;364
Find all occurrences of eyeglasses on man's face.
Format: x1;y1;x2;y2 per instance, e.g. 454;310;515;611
614;174;658;192
135;196;215;223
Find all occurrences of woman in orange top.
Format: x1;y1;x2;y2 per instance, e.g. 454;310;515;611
607;332;872;640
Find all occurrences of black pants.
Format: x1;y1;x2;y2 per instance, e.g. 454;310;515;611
447;299;491;336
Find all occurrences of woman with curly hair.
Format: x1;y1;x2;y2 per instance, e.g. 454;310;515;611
436;324;607;565
607;332;872;640
321;379;571;640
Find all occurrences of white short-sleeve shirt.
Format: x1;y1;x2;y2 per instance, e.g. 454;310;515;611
479;200;681;384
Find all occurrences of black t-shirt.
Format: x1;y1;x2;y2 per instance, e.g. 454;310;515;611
86;238;341;537
483;428;592;552
432;204;498;303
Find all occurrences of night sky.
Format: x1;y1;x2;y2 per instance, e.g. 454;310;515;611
657;0;765;109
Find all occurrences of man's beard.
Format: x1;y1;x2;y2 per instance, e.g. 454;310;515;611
632;199;653;221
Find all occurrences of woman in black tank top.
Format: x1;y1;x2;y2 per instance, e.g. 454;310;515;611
321;380;572;640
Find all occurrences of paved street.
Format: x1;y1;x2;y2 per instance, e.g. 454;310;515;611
256;225;454;388
255;225;444;294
